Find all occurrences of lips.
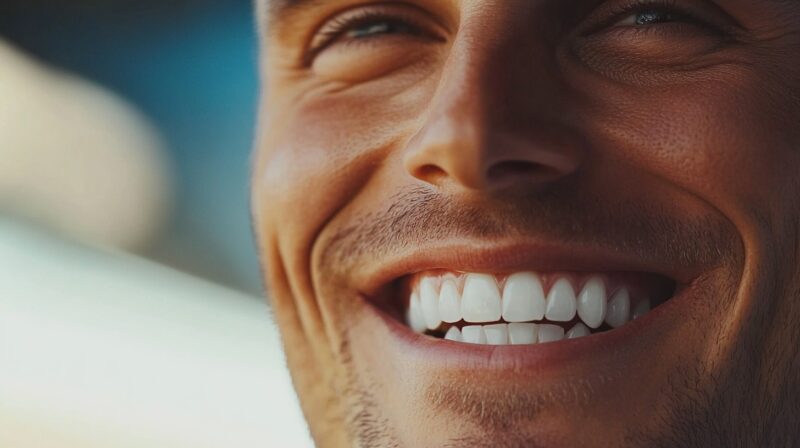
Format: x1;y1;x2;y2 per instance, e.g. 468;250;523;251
357;240;681;352
335;236;713;404
402;271;674;346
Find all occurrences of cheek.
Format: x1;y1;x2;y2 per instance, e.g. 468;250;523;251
253;85;430;252
585;67;800;224
253;41;442;247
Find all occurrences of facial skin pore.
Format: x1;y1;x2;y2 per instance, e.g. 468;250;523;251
252;1;800;446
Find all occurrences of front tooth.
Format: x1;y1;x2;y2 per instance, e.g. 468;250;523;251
461;274;502;323
461;325;487;344
605;287;631;328
508;323;538;345
538;324;565;343
566;322;591;339
438;279;462;323
444;326;462;342
632;298;650;320
420;278;442;330
545;278;577;322
577;276;607;329
483;324;509;345
407;292;427;333
502;272;546;322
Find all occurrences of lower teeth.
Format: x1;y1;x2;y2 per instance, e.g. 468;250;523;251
433;321;598;345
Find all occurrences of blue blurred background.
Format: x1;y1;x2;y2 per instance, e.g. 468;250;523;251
0;0;263;293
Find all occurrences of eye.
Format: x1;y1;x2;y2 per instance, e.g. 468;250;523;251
616;9;689;26
344;19;420;40
572;0;742;83
307;6;442;60
585;0;736;36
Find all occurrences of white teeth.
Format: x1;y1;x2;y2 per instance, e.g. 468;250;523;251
420;277;442;330
483;324;509;345
461;325;487;344
444;326;462;342
438;279;462;323
407;272;658;344
508;323;538;345
538;324;565;343
502;272;546;322
545;278;577;322
632;298;650;320
407;292;427;333
461;274;502;323
605;287;631;328
577;276;607;329
566;322;591;339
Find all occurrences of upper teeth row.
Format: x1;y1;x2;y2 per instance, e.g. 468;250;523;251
406;272;650;333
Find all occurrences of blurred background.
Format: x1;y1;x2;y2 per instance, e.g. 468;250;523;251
0;1;313;446
0;0;262;293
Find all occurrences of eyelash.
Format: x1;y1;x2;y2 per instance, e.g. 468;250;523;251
589;0;722;34
308;9;431;56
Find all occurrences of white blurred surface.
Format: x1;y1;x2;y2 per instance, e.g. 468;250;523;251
0;218;312;447
0;39;172;250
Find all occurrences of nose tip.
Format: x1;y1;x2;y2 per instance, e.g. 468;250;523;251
403;121;583;193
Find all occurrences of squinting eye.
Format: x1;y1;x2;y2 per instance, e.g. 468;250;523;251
345;20;419;39
616;9;688;26
307;6;444;62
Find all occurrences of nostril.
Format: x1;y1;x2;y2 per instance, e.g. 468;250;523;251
416;164;448;183
486;161;561;185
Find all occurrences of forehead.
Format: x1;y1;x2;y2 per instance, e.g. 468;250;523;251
259;0;329;24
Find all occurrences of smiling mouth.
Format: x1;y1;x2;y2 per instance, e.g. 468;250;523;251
387;270;676;346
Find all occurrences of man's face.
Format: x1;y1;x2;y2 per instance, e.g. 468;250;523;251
252;1;800;446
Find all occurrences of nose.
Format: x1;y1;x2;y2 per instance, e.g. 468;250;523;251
403;36;584;193
404;111;584;192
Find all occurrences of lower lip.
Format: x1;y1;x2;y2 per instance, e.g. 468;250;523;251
366;284;690;371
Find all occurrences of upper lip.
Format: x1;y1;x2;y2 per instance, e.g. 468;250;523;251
355;238;699;300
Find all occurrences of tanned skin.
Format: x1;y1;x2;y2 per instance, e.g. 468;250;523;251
252;1;800;446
